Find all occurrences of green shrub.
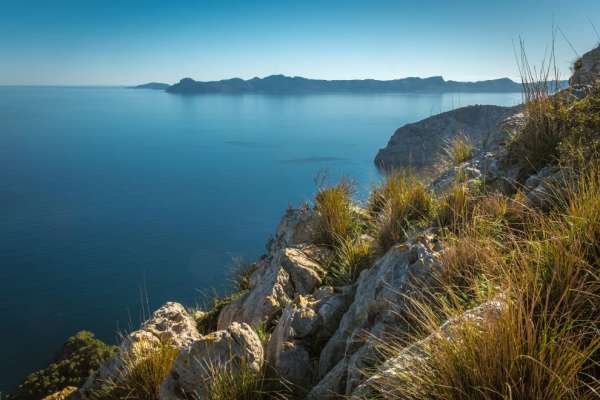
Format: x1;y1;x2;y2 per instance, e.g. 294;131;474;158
10;331;117;400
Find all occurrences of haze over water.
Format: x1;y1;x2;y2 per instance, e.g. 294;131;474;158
0;87;521;390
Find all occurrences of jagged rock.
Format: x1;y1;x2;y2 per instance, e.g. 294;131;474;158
312;233;442;396
78;302;200;399
351;299;505;399
375;105;519;171
268;204;316;254
217;207;321;330
570;45;600;86
278;246;325;294
266;287;353;397
217;258;295;330
159;322;263;400
42;386;78;400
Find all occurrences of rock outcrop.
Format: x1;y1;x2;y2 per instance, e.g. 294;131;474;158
374;104;519;171
265;286;353;397
159;322;263;400
307;233;442;398
78;302;200;399
570;45;600;86
216;206;326;330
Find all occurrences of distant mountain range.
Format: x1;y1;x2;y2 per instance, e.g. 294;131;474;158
131;82;171;90
132;75;568;94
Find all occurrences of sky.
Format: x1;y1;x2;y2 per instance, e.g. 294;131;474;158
1;0;599;85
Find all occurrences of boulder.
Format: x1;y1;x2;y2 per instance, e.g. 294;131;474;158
312;233;442;395
159;322;263;400
78;302;200;399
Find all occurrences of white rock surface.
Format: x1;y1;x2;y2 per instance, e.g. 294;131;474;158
159;322;264;400
79;302;200;399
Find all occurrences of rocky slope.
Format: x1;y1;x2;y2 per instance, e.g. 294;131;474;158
20;44;600;400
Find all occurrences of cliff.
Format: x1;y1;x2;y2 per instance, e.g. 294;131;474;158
12;44;600;400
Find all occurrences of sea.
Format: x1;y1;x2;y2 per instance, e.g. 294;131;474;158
0;86;522;391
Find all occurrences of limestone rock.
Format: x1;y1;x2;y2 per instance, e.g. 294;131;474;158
268;204;316;254
313;234;442;395
375;105;519;171
217;207;321;330
265;287;353;397
217;258;294;330
159;322;263;400
570;45;600;86
79;302;200;399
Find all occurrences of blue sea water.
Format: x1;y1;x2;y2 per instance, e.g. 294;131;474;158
0;87;522;391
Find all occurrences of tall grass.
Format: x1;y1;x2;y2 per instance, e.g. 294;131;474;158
507;38;567;172
203;359;289;400
314;180;356;247
365;163;600;400
325;235;374;286
370;171;434;253
93;337;178;400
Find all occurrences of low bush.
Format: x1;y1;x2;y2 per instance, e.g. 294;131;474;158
10;331;117;400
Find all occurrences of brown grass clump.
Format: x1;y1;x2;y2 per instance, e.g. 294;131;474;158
370;171;434;253
94;337;178;400
325;235;374;286
443;133;475;165
314;180;356;247
204;359;289;400
435;182;478;233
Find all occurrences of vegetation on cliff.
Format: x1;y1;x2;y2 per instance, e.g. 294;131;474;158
9;331;116;400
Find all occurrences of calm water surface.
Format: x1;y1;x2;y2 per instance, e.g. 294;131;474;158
0;87;522;390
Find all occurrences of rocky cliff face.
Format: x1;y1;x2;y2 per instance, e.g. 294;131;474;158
374;104;519;171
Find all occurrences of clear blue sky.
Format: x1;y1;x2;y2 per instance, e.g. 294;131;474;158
1;0;599;85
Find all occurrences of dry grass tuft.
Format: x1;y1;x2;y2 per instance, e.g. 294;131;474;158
370;171;434;254
443;133;475;165
314;180;356;247
94;337;178;400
